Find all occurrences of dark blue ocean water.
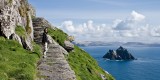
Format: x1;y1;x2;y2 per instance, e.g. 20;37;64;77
80;46;160;80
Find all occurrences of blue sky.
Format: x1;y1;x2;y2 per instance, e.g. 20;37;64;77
28;0;160;43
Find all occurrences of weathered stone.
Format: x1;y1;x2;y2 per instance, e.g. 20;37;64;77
64;40;74;52
32;17;56;29
9;33;22;45
32;17;56;44
21;35;33;51
26;11;34;41
28;4;36;17
0;0;23;39
37;43;76;80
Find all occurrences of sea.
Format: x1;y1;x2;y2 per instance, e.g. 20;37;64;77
80;46;160;80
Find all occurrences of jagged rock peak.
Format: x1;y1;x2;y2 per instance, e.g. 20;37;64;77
103;46;136;60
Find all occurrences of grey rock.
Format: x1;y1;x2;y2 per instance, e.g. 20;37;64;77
28;4;36;17
0;0;23;39
103;46;135;60
21;35;33;51
9;33;22;45
64;40;74;52
32;17;56;29
27;11;34;41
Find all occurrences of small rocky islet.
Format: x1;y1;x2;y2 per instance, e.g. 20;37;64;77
103;46;136;60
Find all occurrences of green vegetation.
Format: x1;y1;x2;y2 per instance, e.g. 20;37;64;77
48;27;68;46
15;25;26;37
0;37;41;80
48;27;114;80
8;0;13;4
67;46;114;80
26;13;32;34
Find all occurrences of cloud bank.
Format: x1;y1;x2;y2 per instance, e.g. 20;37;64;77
59;11;160;43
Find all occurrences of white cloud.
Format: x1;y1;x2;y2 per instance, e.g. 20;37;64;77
59;11;160;43
114;11;145;30
131;11;145;21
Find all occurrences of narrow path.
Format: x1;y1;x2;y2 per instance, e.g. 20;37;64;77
37;43;76;80
33;18;76;80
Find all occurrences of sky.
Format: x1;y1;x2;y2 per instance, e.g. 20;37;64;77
28;0;160;43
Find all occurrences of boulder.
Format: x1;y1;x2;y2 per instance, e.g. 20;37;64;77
103;46;135;60
64;40;74;52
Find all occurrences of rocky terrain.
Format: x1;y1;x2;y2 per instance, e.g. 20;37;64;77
103;46;135;60
0;0;114;80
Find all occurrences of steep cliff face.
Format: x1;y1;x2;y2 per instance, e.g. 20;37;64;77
0;0;35;51
0;0;114;80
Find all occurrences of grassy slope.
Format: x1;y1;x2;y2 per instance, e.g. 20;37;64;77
0;36;41;80
48;28;114;80
48;27;68;46
0;26;41;80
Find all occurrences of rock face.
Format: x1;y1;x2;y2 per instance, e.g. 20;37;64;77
64;40;74;52
103;46;135;60
0;0;35;51
9;33;22;45
0;0;21;38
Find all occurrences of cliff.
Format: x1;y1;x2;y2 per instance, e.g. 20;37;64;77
0;0;114;80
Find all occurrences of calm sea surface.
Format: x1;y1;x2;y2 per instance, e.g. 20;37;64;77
80;46;160;80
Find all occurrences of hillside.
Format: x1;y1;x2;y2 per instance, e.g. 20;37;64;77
0;0;114;80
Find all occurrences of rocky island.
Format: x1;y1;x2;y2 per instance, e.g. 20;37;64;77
103;46;136;60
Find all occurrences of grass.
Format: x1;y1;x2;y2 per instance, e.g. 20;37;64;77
47;27;114;80
67;46;115;80
15;25;26;37
0;37;41;80
48;27;68;46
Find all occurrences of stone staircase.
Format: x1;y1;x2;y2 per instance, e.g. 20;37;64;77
37;43;76;80
33;18;76;80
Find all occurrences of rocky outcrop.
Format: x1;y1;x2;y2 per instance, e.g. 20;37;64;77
9;33;22;45
0;0;22;38
0;0;34;51
64;40;74;52
28;4;36;17
21;36;33;51
26;11;34;41
103;46;135;60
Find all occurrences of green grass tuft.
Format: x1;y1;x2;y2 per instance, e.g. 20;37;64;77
0;37;41;80
48;27;68;46
15;25;26;37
